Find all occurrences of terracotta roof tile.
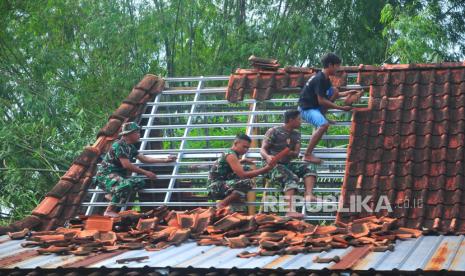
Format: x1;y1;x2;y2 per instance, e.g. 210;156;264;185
313;225;338;235
338;63;465;234
0;75;165;235
330;245;372;270
167;228;191;245
45;178;75;198
34;234;66;242
212;213;248;232
94;231;117;245
7;228;30;240
348;222;370;239
136;218;158;232
32;196;60;217
5;207;426;259
84;216;113;232
37;245;71;255
226;65;358;102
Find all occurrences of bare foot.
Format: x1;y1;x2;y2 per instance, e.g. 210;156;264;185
104;211;120;218
104;194;112;201
302;155;322;164
286;212;305;219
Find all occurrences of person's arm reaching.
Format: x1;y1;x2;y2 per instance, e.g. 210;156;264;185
240;158;256;165
137;154;176;164
315;78;351;111
226;154;274;179
317;95;352;111
119;158;157;180
338;90;361;98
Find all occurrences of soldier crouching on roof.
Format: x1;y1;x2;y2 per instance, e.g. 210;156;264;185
207;134;276;209
95;122;176;217
260;110;318;219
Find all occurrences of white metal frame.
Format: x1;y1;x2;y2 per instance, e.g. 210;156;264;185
84;74;366;221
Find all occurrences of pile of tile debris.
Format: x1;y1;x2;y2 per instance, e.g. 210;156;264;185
7;207;422;260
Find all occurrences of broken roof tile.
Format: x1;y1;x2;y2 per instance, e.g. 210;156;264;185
348;223;370;239
8;206;424;259
190;208;214;235
136;218;158;232
395;227;423;238
7;228;30;240
94;231;117;246
213;213;248;232
167;228;191;245
313;225;338;236
255;214;288;225
119;242;144;250
76;230;99;240
226;235;250;248
176;213;195;229
34;234;66;243
37;245;71;255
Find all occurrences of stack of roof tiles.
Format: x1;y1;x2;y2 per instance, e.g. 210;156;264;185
248;55;280;71
0;74;165;235
226;62;356;102
5;207;422;259
337;62;465;234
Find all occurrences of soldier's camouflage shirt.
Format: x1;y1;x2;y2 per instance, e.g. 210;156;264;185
208;149;241;182
97;139;139;176
263;126;300;164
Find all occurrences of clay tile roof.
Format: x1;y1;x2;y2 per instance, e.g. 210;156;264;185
32;196;60;217
337;62;465;234
0;74;165;235
226;61;359;102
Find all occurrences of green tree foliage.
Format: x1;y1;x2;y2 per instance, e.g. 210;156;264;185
0;0;463;223
381;0;465;63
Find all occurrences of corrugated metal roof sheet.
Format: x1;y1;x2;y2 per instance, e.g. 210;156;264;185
2;235;465;272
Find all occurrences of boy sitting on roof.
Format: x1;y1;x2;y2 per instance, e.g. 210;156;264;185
261;110;318;219
207;134;276;209
96;122;176;217
298;53;359;164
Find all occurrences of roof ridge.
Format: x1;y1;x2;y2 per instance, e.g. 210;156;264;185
0;74;165;235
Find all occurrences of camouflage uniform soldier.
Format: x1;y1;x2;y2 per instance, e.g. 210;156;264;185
96;122;176;217
207;149;253;200
261;110;318;219
207;134;276;208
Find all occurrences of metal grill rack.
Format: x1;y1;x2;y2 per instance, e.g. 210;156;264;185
83;74;366;221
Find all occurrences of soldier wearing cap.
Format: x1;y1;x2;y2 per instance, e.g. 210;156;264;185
96;122;176;217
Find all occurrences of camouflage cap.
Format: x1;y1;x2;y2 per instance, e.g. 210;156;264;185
120;122;140;136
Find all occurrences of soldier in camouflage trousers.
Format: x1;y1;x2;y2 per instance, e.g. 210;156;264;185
96;122;176;217
261;110;318;219
207;134;276;208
